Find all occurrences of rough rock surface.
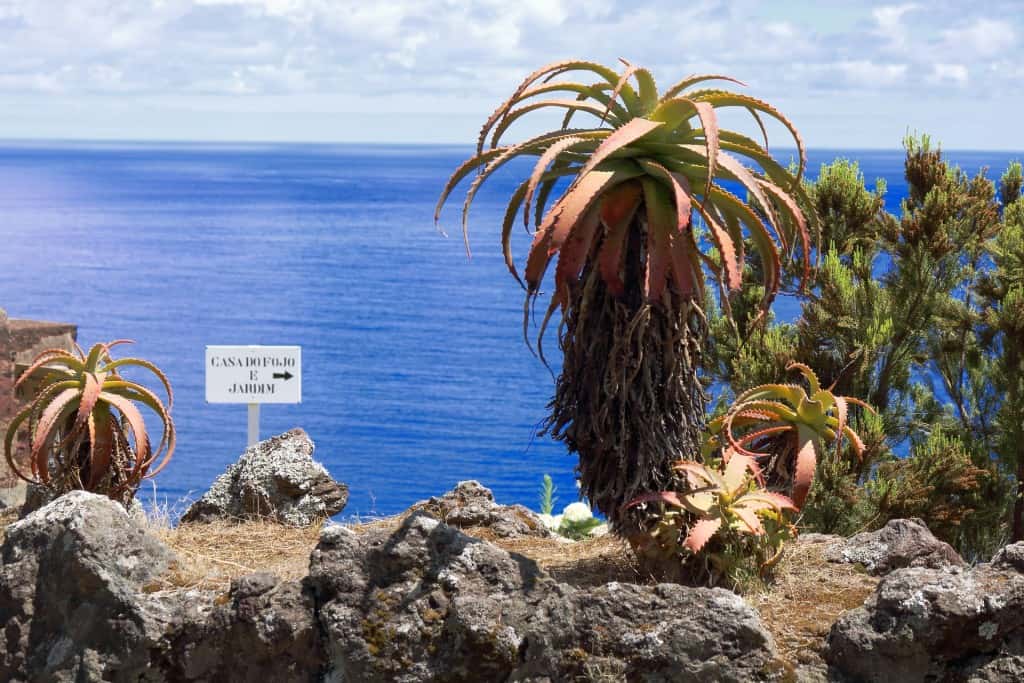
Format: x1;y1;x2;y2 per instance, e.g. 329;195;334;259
0;490;175;681
0;491;326;682
823;517;964;575
181;428;347;526
824;561;1024;682
155;573;322;682
308;512;780;682
412;480;551;539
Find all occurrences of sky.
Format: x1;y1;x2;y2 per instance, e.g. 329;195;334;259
0;0;1022;149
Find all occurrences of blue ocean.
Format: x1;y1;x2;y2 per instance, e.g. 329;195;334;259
1;142;1020;519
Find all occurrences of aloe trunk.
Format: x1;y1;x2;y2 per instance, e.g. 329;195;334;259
544;213;707;534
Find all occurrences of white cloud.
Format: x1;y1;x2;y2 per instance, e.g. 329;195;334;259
928;63;969;86
942;19;1016;58
0;0;1022;147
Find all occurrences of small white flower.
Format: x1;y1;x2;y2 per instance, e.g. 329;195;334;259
539;513;563;531
562;502;593;524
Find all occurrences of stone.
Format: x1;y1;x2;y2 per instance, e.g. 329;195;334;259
824;562;1024;681
992;542;1024;573
822;517;964;575
181;428;347;526
412;480;551;539
154;573;323;682
0;490;175;680
308;512;780;682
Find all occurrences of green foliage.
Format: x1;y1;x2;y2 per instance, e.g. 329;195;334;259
538;473;557;515
4;341;175;506
708;135;1024;556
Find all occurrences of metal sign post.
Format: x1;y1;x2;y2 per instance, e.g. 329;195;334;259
205;345;302;446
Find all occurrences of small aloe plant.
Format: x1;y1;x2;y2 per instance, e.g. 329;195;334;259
704;361;875;507
629;454;796;554
3;340;175;504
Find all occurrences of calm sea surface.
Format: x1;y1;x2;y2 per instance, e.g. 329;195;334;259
0;142;1020;519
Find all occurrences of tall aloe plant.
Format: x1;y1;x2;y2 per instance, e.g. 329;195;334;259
436;59;815;533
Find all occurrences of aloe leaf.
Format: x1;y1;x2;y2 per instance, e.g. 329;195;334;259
792;425;820;508
662;73;746;100
625;490;686;509
13;349;82;391
100;357;175;409
687;90;806;182
97;391;150;478
476;59;626;155
684;517;723;553
732;506;765;535
490;100;616;150
597;181;644;296
524;136;592;229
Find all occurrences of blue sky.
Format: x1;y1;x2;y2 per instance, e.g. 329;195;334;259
0;0;1021;149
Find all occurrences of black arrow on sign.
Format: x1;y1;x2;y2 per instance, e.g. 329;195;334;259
272;371;294;381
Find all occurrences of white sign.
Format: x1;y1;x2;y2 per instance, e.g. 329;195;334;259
205;345;302;404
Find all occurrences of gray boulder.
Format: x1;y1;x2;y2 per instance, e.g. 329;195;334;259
181;428;347;526
992;542;1024;572
155;573;322;682
824;562;1024;681
308;512;780;682
0;490;176;681
412;480;550;539
823;518;964;575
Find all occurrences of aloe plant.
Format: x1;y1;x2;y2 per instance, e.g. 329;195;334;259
3;340;175;504
436;59;815;533
705;362;874;507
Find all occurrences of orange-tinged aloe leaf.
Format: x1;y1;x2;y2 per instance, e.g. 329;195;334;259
631;66;659;115
97;391;150;478
738;490;798;513
13;349;81;391
625;490;686;509
604;60;641;121
786;361;821;393
722;453;756;493
685;517;723;553
668;226;701;299
760;180;811;287
516;81;631;122
3;404;36;483
553;204;602;308
662;73;746;100
434;146;507;224
30;387;80;483
640;176;676;303
674;461;717;488
792;426;819;508
476;59;625;154
573;117;663;184
732;506;765;535
834;396;848;459
748;106;769;149
597;181;643;296
490;100;615;150
691;101;719;203
524;136;589;229
680;490;717;515
100;357;174;409
71;372;103;437
86;410;115;489
694;197;741;291
502;179;531;287
688;90;806;182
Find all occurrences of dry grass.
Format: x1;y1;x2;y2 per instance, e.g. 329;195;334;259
750;537;878;671
148;518;324;593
